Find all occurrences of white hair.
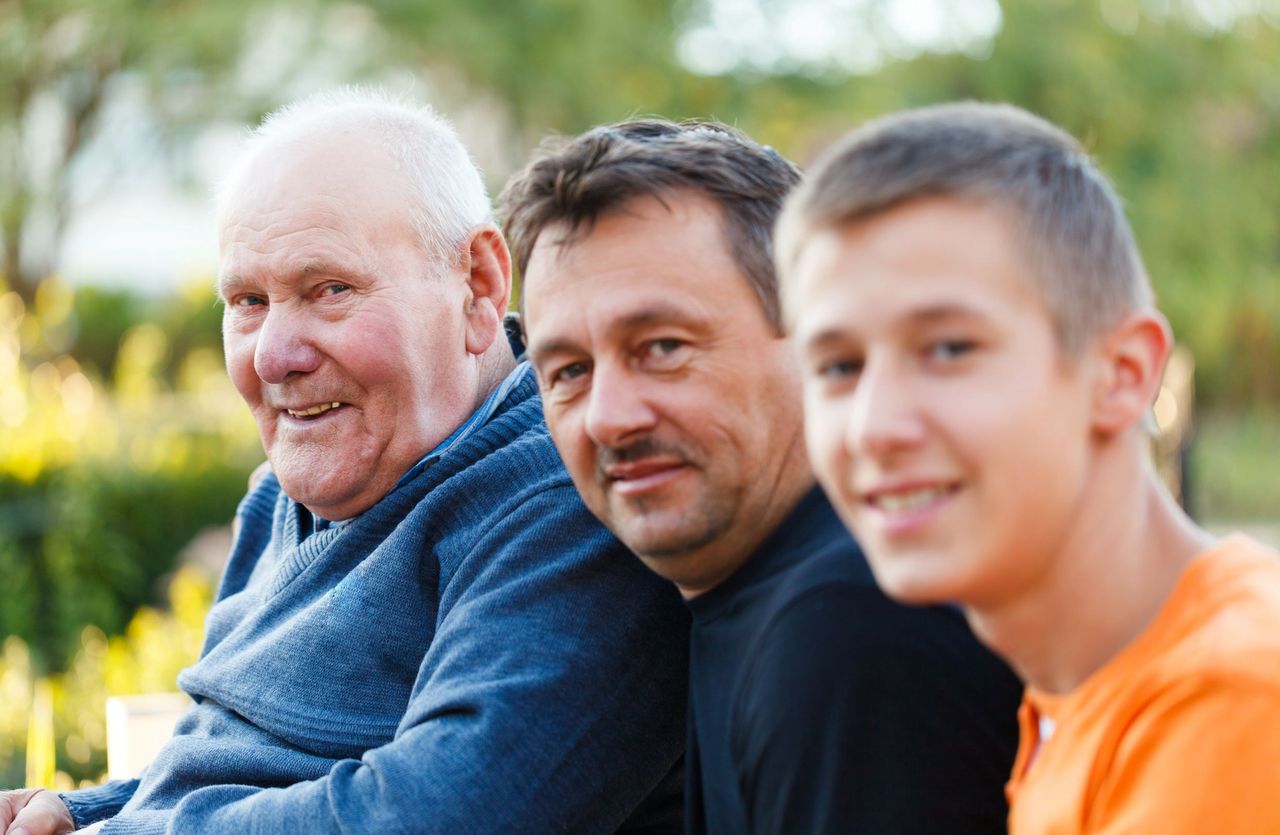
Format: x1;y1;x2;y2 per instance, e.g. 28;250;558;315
215;86;492;265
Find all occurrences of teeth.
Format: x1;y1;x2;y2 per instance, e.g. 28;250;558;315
287;402;341;417
875;487;948;513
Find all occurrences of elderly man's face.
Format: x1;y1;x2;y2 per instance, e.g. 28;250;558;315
523;192;810;597
218;135;476;520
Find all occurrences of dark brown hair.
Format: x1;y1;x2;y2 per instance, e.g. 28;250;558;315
499;119;801;331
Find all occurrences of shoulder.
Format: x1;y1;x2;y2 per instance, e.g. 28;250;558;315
754;543;985;678
216;471;286;598
434;383;572;509
406;381;579;545
735;559;1018;724
1082;575;1280;816
1084;664;1280;831
1127;550;1280;710
727;552;1019;834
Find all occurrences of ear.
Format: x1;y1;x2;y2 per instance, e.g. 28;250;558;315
1090;310;1173;437
459;225;513;356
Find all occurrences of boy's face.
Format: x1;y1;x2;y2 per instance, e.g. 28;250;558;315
789;197;1096;609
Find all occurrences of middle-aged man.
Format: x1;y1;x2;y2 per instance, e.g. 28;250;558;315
0;91;689;834
501;119;1024;834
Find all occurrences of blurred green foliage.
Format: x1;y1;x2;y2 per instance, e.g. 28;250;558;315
1194;408;1280;520
0;276;260;673
0;567;212;788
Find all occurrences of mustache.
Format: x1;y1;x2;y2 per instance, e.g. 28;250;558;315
595;437;693;477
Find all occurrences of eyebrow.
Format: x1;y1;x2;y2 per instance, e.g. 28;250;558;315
216;259;369;300
215;273;244;302
611;302;705;332
295;258;366;280
905;302;993;324
528;302;705;364
801;301;992;350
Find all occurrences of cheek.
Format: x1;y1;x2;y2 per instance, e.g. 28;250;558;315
802;390;847;477
546;408;595;480
223;334;260;399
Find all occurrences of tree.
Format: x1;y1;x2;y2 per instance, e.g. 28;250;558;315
0;0;324;305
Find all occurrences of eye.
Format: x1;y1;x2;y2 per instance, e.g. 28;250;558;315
815;356;863;381
233;294;267;308
926;339;976;361
548;361;590;388
646;338;682;356
639;338;689;370
320;283;350;297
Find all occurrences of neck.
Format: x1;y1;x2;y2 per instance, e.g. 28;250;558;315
473;342;518;411
676;429;816;600
968;445;1211;694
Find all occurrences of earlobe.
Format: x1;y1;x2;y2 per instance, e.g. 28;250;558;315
461;226;513;356
1090;311;1173;437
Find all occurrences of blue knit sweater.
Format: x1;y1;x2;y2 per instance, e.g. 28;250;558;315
61;371;689;834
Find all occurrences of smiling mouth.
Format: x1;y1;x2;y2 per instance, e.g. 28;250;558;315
285;402;342;418
869;485;956;512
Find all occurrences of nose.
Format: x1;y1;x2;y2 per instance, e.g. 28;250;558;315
253;305;323;384
583;362;658;448
845;356;926;461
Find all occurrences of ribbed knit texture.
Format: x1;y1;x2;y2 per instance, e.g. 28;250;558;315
62;373;689;834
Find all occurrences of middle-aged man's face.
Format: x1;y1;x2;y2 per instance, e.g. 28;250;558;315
523;191;808;597
788;196;1096;610
218;134;479;521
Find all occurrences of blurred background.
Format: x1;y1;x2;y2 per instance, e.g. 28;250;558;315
2;0;1277;790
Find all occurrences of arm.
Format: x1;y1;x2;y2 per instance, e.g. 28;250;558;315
55;782;139;832
6;477;274;835
1089;674;1280;833
734;584;1020;835
111;483;687;835
54;479;277;834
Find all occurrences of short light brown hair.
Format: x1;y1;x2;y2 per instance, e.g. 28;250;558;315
776;102;1153;353
499;119;801;331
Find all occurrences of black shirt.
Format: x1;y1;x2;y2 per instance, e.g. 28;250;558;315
684;488;1021;834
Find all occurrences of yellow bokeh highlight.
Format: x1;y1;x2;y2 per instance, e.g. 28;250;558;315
25;679;56;788
1;569;215;787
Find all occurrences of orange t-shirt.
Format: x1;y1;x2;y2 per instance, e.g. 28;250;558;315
1006;535;1280;834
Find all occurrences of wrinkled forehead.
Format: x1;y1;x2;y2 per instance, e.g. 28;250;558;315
218;133;417;245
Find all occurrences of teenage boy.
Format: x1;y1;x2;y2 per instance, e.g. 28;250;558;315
778;101;1280;833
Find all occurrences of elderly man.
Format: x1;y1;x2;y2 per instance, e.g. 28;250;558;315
0;91;687;834
500;120;1023;834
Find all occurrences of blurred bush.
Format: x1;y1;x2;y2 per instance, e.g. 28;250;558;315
0;270;248;786
0;567;213;789
0;275;259;676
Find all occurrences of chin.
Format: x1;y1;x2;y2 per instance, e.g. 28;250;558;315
868;560;958;606
274;475;347;518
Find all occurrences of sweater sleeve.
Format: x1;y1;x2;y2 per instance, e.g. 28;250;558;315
59;779;139;828
104;482;689;835
732;584;1020;835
